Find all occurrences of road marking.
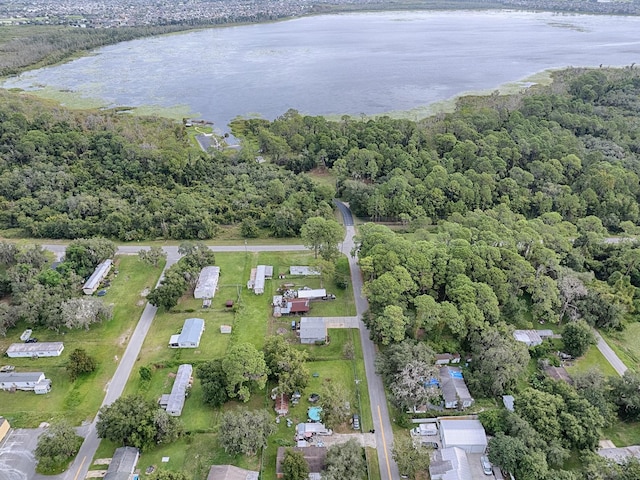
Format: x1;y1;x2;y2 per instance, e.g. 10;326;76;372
73;456;86;480
378;405;393;480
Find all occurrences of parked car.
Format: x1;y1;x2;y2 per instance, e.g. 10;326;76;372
25;337;38;343
352;414;360;430
422;441;439;449
481;455;493;475
0;365;15;372
97;289;107;297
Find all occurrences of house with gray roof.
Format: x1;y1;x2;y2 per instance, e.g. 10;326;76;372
439;366;473;409
299;317;327;344
0;372;51;394
429;446;472;480
169;318;205;348
512;329;543;347
104;446;139;480
159;364;193;416
83;259;112;295
194;266;220;299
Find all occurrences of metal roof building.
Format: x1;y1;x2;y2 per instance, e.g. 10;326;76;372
439;418;488;453
159;364;192;416
194;266;220;299
512;329;543;347
299;317;327;344
104;446;139;480
6;342;64;358
169;318;205;348
297;288;326;300
252;265;273;295
83;259;112;295
289;266;320;276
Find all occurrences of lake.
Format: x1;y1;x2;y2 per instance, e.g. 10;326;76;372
4;10;640;130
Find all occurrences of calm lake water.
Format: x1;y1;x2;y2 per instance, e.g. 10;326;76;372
4;10;640;129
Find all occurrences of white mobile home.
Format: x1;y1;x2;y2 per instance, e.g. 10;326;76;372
297;288;326;300
82;259;112;295
0;372;51;394
512;330;543;347
194;266;220;299
169;318;205;348
6;342;64;358
159;364;193;416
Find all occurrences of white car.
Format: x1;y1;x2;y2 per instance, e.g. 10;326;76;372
481;456;493;476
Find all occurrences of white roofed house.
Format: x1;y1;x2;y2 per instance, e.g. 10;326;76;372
0;372;51;394
439;418;488;453
512;329;543;347
158;364;193;416
82;259;112;295
194;266;220;299
169;318;205;348
6;342;64;358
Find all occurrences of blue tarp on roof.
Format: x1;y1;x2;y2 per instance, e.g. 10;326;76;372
450;370;464;379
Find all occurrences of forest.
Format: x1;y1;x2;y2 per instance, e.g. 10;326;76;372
0;91;333;240
233;68;640;479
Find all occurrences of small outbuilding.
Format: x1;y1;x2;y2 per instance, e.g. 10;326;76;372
512;330;543;347
0;372;51;394
169;318;205;348
439;418;488;454
207;465;259;480
6;342;64;358
435;353;461;365
289;266;320;276
194;266;220;299
83;259;112;295
104;446;140;480
299;317;327;344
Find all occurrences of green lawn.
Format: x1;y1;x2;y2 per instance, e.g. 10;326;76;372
565;344;619;378
603;420;640;447
602;325;640;372
105;251;366;480
0;255;164;427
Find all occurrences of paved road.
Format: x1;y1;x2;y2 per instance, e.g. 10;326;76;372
336;201;400;480
593;330;628;376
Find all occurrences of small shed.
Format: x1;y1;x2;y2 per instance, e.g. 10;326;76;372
169;318;204;348
220;325;232;334
104;446;140;480
435;353;461;365
299;317;327;344
83;259;112;295
6;342;64;358
512;330;543;347
502;395;515;412
275;393;289;416
194;266;220;299
439;418;488;453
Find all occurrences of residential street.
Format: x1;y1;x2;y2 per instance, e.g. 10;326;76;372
593;329;628;376
336;201;400;480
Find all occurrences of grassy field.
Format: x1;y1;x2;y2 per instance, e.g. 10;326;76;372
603;420;640;447
0;256;164;427
601;325;640;373
565;344;619;378
111;250;370;480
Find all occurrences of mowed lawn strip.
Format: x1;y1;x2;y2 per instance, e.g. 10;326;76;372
0;255;164;427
